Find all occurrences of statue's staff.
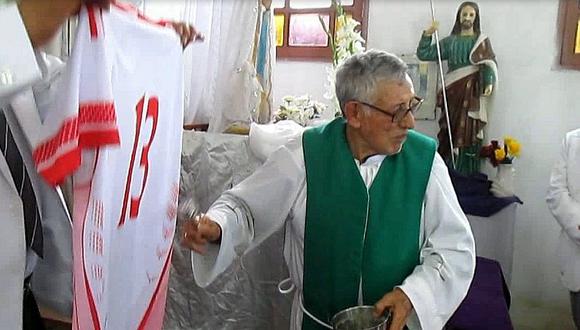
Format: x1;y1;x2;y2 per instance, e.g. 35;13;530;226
429;0;455;168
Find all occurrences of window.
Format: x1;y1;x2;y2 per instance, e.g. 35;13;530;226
273;0;368;60
559;0;580;69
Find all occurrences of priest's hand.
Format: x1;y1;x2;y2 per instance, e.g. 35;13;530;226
373;288;413;330
180;214;222;254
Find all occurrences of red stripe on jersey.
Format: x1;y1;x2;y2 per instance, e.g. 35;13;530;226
37;143;81;186
87;5;99;38
137;248;173;329
33;101;119;186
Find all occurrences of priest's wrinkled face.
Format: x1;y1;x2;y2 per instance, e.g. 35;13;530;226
352;76;416;156
460;5;476;30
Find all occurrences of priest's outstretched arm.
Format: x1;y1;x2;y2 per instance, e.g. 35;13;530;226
180;140;304;287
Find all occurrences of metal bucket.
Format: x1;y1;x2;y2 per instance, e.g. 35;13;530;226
330;306;389;330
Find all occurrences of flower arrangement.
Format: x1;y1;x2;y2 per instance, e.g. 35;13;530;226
273;95;327;126
319;0;365;67
319;0;366;116
480;136;522;167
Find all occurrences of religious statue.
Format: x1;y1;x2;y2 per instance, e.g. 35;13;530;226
417;1;497;174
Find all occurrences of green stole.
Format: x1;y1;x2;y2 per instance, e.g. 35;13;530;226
301;118;436;329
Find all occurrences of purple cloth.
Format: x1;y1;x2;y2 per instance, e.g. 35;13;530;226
448;168;523;217
446;257;513;330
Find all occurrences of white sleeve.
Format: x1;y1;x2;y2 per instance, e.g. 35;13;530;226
0;3;41;103
546;134;580;245
191;138;305;287
398;153;476;330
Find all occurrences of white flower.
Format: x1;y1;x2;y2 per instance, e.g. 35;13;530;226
320;3;366;116
334;16;365;64
273;95;327;126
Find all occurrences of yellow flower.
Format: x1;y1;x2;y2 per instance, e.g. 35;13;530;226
507;139;521;157
495;148;506;161
504;136;514;145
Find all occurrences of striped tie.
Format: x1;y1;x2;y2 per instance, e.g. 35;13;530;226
0;110;43;257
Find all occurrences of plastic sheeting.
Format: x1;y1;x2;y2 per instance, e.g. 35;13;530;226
164;131;292;329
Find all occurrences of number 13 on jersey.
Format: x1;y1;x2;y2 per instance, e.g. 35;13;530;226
118;94;159;227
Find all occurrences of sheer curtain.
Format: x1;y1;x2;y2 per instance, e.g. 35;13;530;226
142;0;274;132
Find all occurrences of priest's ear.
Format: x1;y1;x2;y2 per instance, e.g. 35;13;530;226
343;101;363;129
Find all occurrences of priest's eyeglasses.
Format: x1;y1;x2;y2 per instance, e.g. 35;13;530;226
355;96;424;123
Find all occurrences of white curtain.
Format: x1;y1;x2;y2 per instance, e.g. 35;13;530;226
142;0;269;132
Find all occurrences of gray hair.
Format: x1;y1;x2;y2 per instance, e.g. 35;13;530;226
335;50;408;114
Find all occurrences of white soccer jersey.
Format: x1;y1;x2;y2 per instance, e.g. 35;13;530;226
33;4;184;329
